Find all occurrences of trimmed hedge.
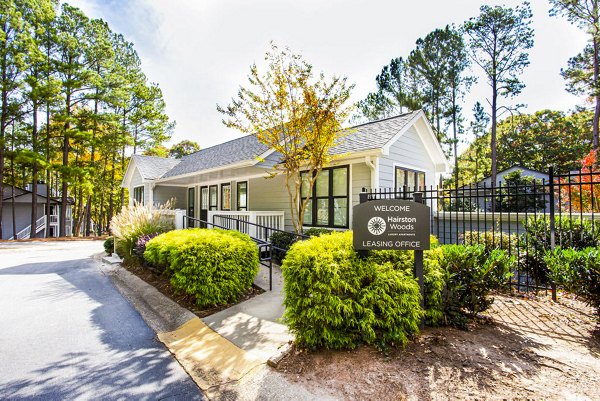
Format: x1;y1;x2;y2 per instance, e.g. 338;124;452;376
283;231;516;348
521;216;600;283
103;236;115;255
462;230;518;253
439;245;514;320
545;247;600;315
144;228;259;308
282;231;422;350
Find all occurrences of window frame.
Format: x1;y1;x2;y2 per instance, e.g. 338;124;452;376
237;181;248;211
133;186;144;205
209;185;218;211
394;166;427;192
220;183;231;211
301;165;349;229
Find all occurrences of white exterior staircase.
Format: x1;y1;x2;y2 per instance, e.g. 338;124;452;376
8;215;47;240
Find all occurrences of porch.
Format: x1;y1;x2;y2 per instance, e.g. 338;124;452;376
182;210;285;243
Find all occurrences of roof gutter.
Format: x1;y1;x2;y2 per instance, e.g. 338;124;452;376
155;160;256;183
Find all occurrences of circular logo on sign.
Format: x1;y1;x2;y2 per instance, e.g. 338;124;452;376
367;217;386;236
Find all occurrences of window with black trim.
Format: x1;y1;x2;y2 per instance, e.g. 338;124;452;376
209;185;218;210
301;165;349;228
237;181;247;211
133;186;144;205
221;183;231;210
395;167;426;191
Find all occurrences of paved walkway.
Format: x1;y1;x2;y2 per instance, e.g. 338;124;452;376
0;241;203;400
202;262;293;359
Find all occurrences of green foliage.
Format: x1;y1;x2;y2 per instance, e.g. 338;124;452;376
270;231;299;264
282;231;423;350
145;228;259;308
110;201;175;264
168;140;200;159
0;0;174;239
545;248;600;315
521;216;600;283
462;230;518;254
103;236;114;255
439;245;514;319
218;43;354;234
495;171;546;212
458;110;593;185
303;227;334;237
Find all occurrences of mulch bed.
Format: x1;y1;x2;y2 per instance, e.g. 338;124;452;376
123;261;264;318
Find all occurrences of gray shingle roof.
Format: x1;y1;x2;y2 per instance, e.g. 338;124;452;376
162;135;270;178
132;155;180;180
331;111;418;154
156;111;420;180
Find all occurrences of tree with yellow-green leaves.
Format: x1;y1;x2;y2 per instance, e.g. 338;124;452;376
218;43;354;233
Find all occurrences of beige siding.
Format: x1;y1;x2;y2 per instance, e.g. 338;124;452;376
351;162;371;208
248;174;293;231
379;126;436;189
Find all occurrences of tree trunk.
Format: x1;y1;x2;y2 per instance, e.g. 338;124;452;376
452;91;459;189
31;104;38;238
491;76;498;213
10;126;16;239
60;93;70;237
0;51;8;239
594;35;600;150
120;142;125;208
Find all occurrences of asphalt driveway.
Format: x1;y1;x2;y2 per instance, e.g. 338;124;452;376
0;240;203;400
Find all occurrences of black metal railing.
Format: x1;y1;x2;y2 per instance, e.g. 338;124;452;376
361;167;600;298
182;215;309;291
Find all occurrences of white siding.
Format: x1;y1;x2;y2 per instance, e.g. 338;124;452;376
379;126;436;189
129;168;151;206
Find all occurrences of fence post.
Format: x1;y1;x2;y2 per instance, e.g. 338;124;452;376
413;192;425;329
359;191;369;204
549;166;558;302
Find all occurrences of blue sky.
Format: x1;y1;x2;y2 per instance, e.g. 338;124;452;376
77;0;589;152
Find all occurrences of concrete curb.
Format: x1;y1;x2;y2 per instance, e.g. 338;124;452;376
98;261;195;333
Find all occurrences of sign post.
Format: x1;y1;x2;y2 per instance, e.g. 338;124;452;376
353;193;430;327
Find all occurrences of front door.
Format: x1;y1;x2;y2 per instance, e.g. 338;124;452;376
200;186;209;228
187;187;195;228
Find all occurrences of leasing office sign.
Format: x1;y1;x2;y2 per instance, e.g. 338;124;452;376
353;199;430;251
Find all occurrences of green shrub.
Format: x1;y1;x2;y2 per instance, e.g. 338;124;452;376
544;248;600;315
110;201;175;264
462;230;518;254
422;246;446;326
144;228;259;308
440;245;514;318
521;216;600;283
103;236;115;255
282;231;422;350
303;227;334;237
270;231;299;264
367;236;445;327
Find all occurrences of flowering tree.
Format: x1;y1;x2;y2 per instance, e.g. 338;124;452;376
559;150;600;212
218;43;354;233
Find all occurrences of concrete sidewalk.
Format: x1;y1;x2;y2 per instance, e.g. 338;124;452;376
202;263;293;360
103;259;327;400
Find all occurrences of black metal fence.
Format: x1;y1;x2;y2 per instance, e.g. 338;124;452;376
361;167;600;296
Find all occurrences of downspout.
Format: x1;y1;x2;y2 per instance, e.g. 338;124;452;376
149;182;155;208
365;156;379;191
